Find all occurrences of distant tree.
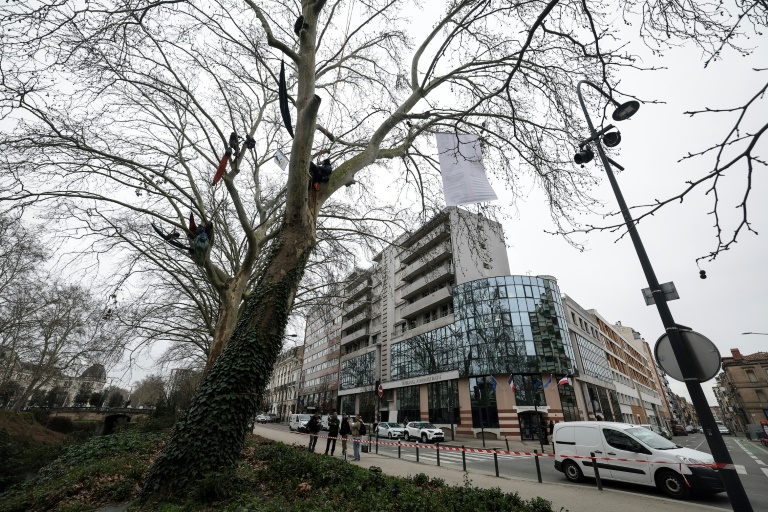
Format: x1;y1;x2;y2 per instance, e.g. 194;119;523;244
89;392;105;409
131;375;166;409
105;389;127;408
0;380;20;409
73;384;92;407
44;386;67;408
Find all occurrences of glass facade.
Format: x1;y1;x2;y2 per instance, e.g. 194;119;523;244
469;376;499;428
558;384;580;422
575;333;612;382
428;379;460;424
397;385;420;423
512;374;548;407
390;276;574;381
340;395;355;416
340;350;375;390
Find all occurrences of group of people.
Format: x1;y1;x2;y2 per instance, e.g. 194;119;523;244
305;411;366;461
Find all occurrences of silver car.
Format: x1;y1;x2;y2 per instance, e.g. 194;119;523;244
376;422;405;439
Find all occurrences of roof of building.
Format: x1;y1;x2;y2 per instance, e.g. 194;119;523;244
80;363;107;381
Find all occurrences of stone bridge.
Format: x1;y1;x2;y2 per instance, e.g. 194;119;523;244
48;407;152;434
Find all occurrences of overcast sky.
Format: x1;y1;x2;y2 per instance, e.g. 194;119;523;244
485;37;767;406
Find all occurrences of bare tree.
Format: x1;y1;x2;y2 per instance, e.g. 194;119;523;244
130;374;166;408
0;0;751;501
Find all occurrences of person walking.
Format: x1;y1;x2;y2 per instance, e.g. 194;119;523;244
306;412;321;453
350;415;362;461
325;412;340;456
549;420;555;440
340;414;351;457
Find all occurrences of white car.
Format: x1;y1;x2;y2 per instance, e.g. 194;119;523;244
255;413;271;423
404;421;445;443
376;422;405;439
716;422;731;435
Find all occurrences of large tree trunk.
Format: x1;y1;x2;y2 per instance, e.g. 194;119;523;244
140;222;315;501
204;278;249;372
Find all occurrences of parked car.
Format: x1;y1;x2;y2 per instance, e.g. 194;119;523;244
716;421;731;435
267;413;279;423
289;413;312;432
403;421;445;443
376;422;405;439
255;413;271;423
639;424;672;441
553;421;724;499
672;424;688;436
685;425;699;434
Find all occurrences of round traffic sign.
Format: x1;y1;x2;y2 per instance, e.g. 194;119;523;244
377;384;383;397
655;329;721;383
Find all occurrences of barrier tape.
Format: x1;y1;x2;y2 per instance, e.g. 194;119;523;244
255;423;737;470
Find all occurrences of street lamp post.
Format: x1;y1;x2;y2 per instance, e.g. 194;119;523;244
575;80;752;512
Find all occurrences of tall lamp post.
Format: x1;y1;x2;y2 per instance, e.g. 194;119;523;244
574;80;752;511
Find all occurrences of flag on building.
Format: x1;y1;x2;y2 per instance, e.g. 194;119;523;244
508;375;516;393
558;373;572;386
435;132;498;206
534;378;543;390
490;376;498;392
543;375;552;388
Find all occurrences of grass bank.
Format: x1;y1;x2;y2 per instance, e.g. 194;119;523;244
0;429;558;512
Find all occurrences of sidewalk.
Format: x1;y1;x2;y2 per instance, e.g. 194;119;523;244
253;425;727;512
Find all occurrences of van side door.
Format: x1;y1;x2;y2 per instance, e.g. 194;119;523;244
573;426;605;476
600;428;652;485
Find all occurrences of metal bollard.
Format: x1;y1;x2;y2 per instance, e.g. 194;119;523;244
436;443;440;466
375;435;379;454
590;452;603;491
461;445;466;471
494;450;499;477
416;444;419;462
505;437;510;451
534;449;542;483
398;440;401;458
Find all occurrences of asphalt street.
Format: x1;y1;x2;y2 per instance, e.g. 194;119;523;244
270;425;768;511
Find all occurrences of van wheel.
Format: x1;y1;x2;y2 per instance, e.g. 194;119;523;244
289;426;294;432
562;460;584;483
656;470;690;499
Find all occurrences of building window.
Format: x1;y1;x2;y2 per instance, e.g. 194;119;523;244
397;385;420;423
746;369;758;383
340;351;375;390
428;379;460;425
558;384;580;422
469;376;499;428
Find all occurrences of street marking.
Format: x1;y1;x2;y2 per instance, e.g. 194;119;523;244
756;460;765;465
763;468;768;478
735;465;747;475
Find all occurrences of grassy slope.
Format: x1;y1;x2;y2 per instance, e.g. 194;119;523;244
0;430;557;512
0;411;66;444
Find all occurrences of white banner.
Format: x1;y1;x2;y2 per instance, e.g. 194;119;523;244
435;132;497;206
273;149;289;171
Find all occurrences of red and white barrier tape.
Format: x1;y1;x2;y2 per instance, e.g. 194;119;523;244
255;424;734;469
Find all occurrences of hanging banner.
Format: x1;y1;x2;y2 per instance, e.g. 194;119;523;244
435;132;498;206
273;149;289;171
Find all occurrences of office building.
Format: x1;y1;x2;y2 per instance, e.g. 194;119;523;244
714;349;768;432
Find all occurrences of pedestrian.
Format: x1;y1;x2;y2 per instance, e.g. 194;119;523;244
350;414;362;461
306;411;321;453
340;414;351;457
325;412;340;456
549;420;555;437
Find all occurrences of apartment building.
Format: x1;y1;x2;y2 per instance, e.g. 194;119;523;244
331;207;577;440
299;300;343;414
265;345;304;421
562;295;621;422
714;349;768;432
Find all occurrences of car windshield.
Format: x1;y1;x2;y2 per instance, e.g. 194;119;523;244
386;423;401;427
626;427;678;450
417;423;437;429
299;414;311;421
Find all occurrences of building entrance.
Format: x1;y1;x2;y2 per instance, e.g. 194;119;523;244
519;411;544;440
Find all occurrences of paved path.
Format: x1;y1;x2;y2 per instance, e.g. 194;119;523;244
253;424;730;512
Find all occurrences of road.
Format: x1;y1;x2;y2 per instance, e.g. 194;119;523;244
269;424;767;511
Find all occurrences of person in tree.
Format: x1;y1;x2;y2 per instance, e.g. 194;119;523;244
324;411;340;456
306;412;321;453
339;414;351;458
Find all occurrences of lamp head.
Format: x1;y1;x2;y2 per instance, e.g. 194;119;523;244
602;130;621;148
612;100;640;121
574;146;594;165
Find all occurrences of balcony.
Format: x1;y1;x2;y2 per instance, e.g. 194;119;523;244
399;224;450;265
399;241;452;282
341;307;371;331
346;279;372;302
343;296;372;315
401;286;453;319
340;325;369;346
401;263;454;300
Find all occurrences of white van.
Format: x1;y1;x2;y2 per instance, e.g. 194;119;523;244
552;421;724;499
289;414;311;433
